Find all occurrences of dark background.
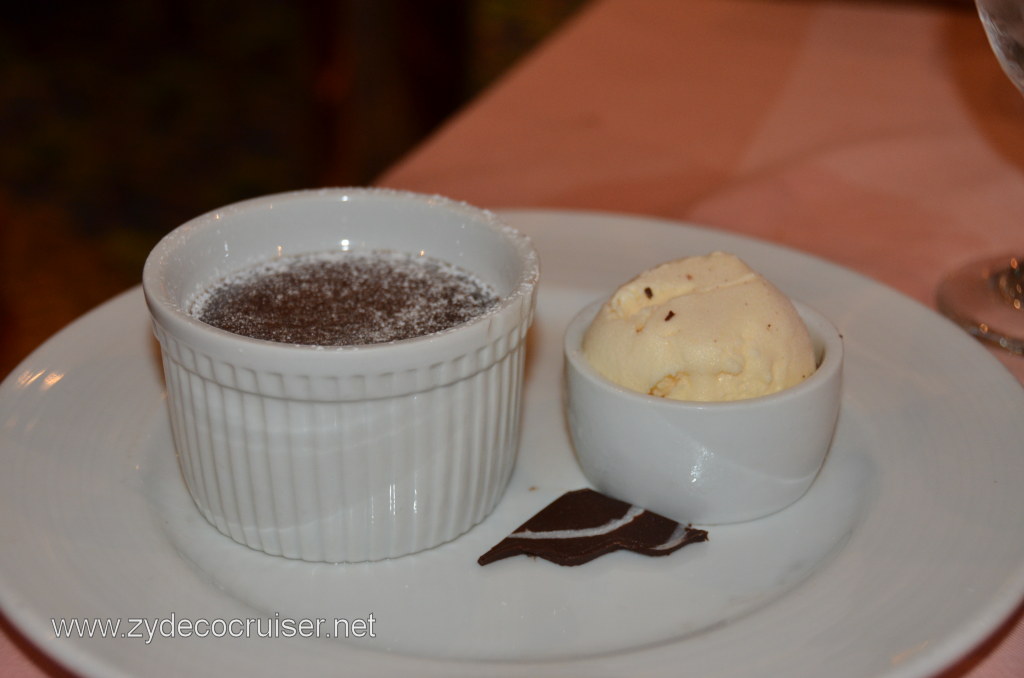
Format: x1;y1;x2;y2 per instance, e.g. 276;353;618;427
0;0;587;378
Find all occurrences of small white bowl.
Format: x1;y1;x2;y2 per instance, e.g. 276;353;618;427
143;188;539;562
564;299;842;525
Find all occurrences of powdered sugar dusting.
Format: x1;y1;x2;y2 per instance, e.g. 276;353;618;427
190;250;499;346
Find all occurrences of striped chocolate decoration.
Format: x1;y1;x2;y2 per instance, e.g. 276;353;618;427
478;489;708;566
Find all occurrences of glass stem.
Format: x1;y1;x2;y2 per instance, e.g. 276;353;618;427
996;257;1023;309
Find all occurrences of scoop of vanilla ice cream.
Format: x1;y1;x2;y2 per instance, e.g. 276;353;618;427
581;252;816;402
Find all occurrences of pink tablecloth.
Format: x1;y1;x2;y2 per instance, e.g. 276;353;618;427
3;0;1022;676
381;0;1024;381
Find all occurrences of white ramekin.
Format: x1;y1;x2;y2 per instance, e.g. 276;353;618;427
143;188;539;562
564;300;842;525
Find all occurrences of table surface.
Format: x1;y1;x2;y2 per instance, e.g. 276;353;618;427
3;0;1022;676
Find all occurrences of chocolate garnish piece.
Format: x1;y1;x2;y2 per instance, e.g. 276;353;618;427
478;489;708;566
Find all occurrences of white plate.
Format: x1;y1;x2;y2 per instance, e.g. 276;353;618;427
2;209;1023;678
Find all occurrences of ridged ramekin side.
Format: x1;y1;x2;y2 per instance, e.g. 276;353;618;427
155;323;528;562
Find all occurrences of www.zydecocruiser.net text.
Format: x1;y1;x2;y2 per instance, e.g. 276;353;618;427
51;613;376;644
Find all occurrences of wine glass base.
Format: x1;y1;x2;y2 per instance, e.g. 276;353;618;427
937;254;1024;356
